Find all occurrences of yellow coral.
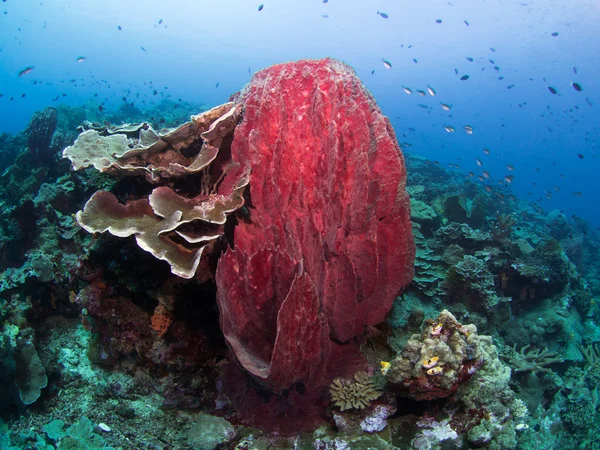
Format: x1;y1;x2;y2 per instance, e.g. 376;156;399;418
330;371;383;411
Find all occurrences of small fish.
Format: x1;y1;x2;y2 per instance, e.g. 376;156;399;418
422;357;439;369
476;158;483;166
463;125;473;134
507;164;514;170
454;68;459;75
464;20;470;26
427;85;436;96
417;89;426;96
504;175;514;183
571;191;582;197
436;19;442;23
417;104;429;109
377;11;388;19
467;171;474;177
466;57;474;62
548;86;557;94
440;103;451;110
551;31;559;37
413;58;418;64
577;153;584;159
76;56;86;63
460;74;470;81
18;66;34;77
482;170;490;178
490;47;496;52
258;4;263;11
402;86;412;94
381;58;392;69
443;126;455;133
215;82;220;88
507;84;515;89
322;0;328;3
515;424;529;432
431;324;443;335
380;361;391;375
573;66;578;74
571;82;582;92
159;19;163;24
427;366;443;376
118;25;122;30
98;105;104;112
371;69;375;75
140;46;146;52
483;148;490;155
499;76;505;80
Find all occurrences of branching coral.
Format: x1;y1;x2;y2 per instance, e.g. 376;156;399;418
490;213;517;243
330;371;383;411
501;344;562;375
580;344;600;366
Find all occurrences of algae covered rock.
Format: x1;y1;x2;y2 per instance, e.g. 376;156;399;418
186;413;235;450
14;338;48;405
386;310;484;400
410;198;438;223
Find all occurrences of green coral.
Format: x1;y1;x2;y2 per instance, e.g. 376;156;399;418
500;344;562;375
329;371;383;411
43;416;115;449
410;198;438;223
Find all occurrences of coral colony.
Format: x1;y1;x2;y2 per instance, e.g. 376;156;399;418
1;58;600;449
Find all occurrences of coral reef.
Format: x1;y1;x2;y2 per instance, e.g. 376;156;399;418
386;310;484;400
500;344;562;375
65;103;250;279
1;60;600;450
329;371;383;411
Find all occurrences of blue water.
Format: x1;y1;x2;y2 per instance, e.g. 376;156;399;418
0;0;598;226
